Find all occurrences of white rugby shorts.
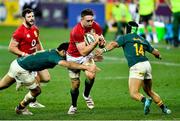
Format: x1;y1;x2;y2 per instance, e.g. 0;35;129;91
66;53;95;78
8;60;38;89
129;61;152;80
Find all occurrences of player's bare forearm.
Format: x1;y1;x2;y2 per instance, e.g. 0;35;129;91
8;38;25;56
59;60;96;73
59;60;87;70
101;41;118;53
36;41;44;51
106;41;118;51
95;41;118;56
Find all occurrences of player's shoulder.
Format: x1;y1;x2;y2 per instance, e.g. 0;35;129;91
15;24;25;31
13;24;25;35
92;21;101;28
71;23;83;34
31;25;39;31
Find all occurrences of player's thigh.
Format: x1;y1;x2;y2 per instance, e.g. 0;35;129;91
37;69;50;81
142;79;152;92
0;74;15;88
7;60;36;87
18;72;39;90
84;59;96;79
129;62;146;80
27;79;40;91
144;61;152;80
128;78;142;94
66;53;83;80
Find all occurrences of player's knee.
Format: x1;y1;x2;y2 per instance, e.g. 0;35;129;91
71;78;80;89
86;73;95;80
146;90;153;97
129;91;138;100
30;86;41;97
40;75;51;83
45;74;51;81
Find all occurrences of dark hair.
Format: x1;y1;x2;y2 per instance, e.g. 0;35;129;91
81;8;94;17
22;8;33;17
126;21;139;34
57;42;69;51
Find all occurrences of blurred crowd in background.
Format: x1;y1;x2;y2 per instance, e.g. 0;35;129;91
0;0;180;47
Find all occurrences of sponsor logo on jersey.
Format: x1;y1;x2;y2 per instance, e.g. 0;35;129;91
133;37;143;42
34;31;38;37
27;34;30;38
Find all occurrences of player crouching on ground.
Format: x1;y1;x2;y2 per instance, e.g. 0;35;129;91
95;21;171;115
0;42;97;115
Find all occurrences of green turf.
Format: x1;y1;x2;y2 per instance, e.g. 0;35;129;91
0;26;180;120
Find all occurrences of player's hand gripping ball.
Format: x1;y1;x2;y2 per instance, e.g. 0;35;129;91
85;33;105;48
98;37;106;48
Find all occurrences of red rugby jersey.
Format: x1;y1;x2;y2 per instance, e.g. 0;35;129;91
67;21;102;57
12;24;40;55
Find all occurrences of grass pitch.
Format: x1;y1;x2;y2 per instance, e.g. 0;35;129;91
0;26;180;120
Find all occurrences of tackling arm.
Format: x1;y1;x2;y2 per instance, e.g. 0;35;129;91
58;60;96;73
96;41;119;56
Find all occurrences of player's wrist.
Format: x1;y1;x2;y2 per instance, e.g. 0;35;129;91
102;48;108;53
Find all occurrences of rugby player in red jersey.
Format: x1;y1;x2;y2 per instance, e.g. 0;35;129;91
8;8;49;108
66;8;106;114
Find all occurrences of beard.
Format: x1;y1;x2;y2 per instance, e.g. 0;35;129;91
25;20;34;27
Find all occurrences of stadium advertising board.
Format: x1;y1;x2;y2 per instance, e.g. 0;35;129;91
37;2;67;27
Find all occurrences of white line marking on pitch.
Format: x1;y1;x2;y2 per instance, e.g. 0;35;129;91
0;45;8;49
103;56;180;67
98;76;127;80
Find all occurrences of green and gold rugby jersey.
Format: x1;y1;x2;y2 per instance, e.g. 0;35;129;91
17;49;65;71
115;33;154;68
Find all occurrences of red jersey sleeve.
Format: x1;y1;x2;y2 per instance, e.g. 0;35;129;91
72;25;84;43
12;29;23;42
33;26;40;44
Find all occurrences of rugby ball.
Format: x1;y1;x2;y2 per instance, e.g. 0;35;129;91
84;33;95;45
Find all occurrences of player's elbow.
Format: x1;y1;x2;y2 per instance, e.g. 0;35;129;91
8;45;13;53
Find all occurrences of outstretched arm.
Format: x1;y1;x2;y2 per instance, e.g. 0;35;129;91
58;60;96;73
95;41;119;56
